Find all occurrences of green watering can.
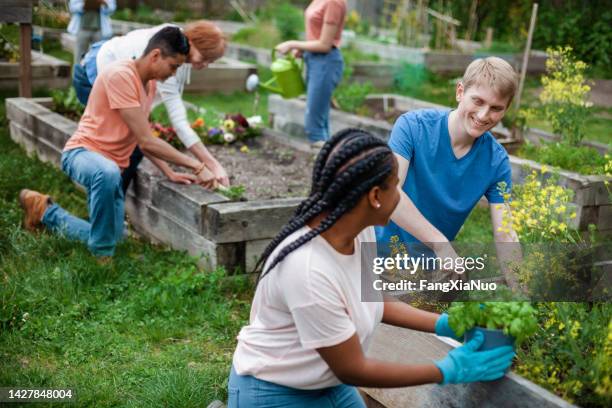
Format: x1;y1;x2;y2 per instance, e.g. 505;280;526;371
245;49;305;99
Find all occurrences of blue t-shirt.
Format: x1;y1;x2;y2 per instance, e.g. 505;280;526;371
375;109;512;247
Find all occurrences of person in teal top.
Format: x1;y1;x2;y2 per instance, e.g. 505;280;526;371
376;57;521;288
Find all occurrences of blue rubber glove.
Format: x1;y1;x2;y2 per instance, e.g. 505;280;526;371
434;313;462;341
434;330;515;384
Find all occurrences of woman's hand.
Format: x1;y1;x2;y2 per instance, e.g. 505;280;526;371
275;40;297;55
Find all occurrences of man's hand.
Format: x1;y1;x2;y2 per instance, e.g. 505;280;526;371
195;166;219;190
167;171;197;185
211;164;230;187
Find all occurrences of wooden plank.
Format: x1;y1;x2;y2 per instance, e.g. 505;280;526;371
152;181;229;234
362;323;577;408
0;0;36;24
203;197;302;243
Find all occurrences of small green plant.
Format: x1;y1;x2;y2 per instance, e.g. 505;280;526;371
51;87;84;121
448;301;538;346
334;82;373;113
216;185;246;201
540;46;592;146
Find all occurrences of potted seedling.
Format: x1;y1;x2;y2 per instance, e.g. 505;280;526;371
448;301;538;351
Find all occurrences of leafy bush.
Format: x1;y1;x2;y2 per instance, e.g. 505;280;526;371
518;142;608;175
334;82;373;113
113;5;166;25
51;88;84;121
273;2;304;41
448;302;538;346
232;22;281;49
539;46;592;146
516;302;612;406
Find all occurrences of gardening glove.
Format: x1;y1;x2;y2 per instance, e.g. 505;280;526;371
434;330;515;385
434;313;463;342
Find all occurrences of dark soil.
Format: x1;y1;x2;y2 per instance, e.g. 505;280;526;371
206;136;314;201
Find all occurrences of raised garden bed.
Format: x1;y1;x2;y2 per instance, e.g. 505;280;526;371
343;36;548;75
225;41;398;88
184;57;256;95
5;96;312;271
0;51;70;91
360;323;577;408
269;93;611;233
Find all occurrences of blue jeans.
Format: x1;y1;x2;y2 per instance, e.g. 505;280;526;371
304;48;344;143
227;366;365;408
73;40;106;106
42;148;125;257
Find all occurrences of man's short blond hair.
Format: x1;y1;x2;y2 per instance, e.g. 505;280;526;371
462;57;518;104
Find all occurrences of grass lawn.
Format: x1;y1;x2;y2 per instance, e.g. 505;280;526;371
0;91;253;407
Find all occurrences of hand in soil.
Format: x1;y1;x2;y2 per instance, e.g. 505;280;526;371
196;166;219;190
167;171;197;185
211;164;230;187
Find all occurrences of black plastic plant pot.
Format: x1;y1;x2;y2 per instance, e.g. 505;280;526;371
465;327;515;351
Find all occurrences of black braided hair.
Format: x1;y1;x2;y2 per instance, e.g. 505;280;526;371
253;128;395;280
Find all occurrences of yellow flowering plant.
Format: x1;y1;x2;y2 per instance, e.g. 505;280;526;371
539;46;592;146
498;168;579;243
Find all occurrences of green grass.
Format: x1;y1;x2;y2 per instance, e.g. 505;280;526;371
455;206;494;243
0;91;253;407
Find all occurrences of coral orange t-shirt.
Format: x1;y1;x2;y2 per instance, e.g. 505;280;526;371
305;0;347;48
64;60;156;169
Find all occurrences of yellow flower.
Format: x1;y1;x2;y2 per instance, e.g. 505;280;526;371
223;119;235;131
240;145;250;153
541;165;549;173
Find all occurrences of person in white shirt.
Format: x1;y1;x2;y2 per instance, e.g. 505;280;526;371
229;128;516;407
73;21;229;191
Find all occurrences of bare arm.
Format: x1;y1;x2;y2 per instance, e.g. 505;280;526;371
142;152;197;185
317;334;442;387
276;20;339;54
390;154;455;256
118;107;217;188
382;295;439;332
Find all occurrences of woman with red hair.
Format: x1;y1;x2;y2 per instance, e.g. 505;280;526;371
73;21;229;191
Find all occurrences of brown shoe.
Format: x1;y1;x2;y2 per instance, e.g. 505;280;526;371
19;189;51;231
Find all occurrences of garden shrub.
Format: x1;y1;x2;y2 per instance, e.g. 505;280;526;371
334;82;373;113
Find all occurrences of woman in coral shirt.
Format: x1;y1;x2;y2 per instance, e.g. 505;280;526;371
275;0;347;147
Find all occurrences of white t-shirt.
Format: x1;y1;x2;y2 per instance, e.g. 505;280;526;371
96;24;200;148
233;226;384;390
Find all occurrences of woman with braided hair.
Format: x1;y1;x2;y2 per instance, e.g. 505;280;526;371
228;129;516;407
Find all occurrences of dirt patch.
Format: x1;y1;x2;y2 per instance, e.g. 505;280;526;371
207;136;315;201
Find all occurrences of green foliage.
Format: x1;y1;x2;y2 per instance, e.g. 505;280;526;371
0;95;253;405
334;81;373;113
516;303;612;406
518;142;608;175
232;22;281;49
448;302;538;346
216;185;246;201
273;2;304;41
539;47;592;146
444;0;612;77
345;10;370;36
51;87;84;121
113;5;166;25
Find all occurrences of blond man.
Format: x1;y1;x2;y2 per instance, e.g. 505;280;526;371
375;57;520;285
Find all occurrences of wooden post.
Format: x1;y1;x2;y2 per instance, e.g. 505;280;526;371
1;0;37;97
484;27;493;49
514;3;538;114
19;23;33;97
